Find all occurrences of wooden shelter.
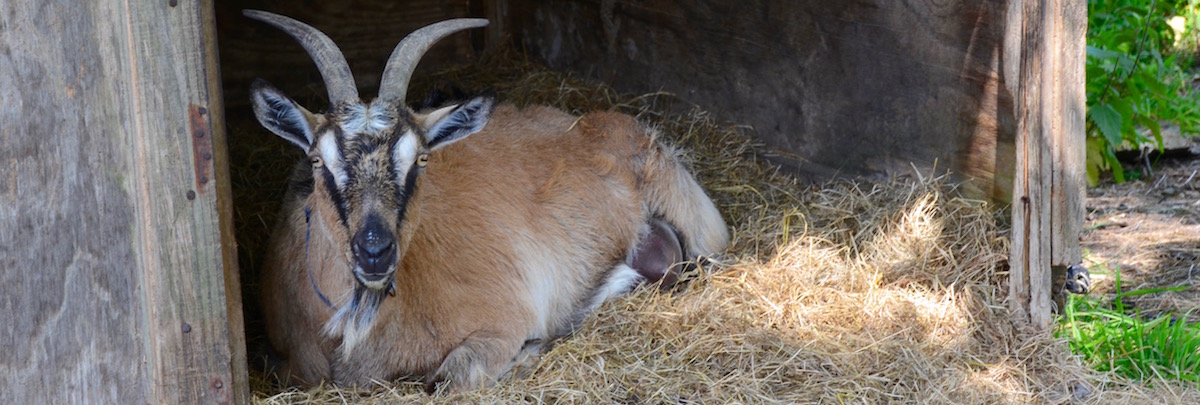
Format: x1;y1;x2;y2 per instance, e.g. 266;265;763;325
0;0;1083;402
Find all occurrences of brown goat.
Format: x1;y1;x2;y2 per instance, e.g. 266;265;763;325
246;10;729;392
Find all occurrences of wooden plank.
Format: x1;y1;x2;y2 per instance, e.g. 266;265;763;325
202;0;252;401
1008;0;1053;329
124;0;245;402
1027;0;1056;329
503;0;1016;202
1052;0;1086;278
1049;0;1086;313
1006;0;1085;329
1;2;152;402
0;0;245;403
1005;0;1032;327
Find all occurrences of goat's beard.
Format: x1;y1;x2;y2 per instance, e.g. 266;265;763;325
322;281;393;355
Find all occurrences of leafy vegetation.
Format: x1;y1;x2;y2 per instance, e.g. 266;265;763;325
1086;0;1200;184
1058;266;1200;385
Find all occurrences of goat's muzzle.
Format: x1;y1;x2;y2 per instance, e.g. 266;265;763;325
351;216;398;290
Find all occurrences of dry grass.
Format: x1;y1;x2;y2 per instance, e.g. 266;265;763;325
232;48;1200;404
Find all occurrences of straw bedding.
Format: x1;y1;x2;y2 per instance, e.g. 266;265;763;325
231;49;1200;404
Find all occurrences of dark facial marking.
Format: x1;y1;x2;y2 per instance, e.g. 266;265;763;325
352;138;382;156
394;160;422;228
320;167;350;226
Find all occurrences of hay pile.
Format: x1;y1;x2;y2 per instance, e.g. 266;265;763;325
238;49;1200;404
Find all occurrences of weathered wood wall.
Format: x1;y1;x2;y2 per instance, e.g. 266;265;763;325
0;0;245;403
493;0;1018;202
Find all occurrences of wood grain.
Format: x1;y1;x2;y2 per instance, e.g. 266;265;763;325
1006;0;1085;329
0;0;245;402
1051;0;1086;282
204;0;252;400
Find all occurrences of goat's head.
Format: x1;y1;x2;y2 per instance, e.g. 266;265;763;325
246;10;494;292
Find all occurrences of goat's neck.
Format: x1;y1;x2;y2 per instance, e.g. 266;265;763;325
302;199;357;307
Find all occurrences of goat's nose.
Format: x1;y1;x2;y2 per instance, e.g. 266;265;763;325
352;220;396;276
355;230;393;258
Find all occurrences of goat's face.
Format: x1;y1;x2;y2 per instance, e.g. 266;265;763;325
250;80;495;290
243;11;491;292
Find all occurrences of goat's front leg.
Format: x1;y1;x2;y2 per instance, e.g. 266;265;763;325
424;329;527;393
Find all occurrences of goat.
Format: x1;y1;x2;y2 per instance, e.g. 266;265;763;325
244;10;730;392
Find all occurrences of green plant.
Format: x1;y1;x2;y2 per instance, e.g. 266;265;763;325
1086;0;1200;185
1172;1;1200;62
1058;267;1200;385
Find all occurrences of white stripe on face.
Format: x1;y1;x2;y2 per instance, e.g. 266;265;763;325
392;130;420;180
317;133;348;188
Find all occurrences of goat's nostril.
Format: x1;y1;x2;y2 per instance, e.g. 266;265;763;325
364;239;393;258
353;229;395;259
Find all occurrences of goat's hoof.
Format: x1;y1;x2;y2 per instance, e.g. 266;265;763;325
423;349;494;394
423;376;444;395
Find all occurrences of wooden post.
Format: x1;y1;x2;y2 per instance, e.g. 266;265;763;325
0;0;246;403
1005;0;1086;329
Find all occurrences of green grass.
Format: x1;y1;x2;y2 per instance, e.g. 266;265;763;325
1058;267;1200;386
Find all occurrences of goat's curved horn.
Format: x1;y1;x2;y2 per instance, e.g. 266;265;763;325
244;10;360;105
377;19;489;105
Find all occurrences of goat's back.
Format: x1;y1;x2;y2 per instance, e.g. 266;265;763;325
402;104;651;330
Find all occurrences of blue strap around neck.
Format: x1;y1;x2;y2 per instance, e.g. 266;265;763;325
304;206;335;309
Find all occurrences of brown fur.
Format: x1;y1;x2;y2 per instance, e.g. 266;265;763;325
260;104;729;391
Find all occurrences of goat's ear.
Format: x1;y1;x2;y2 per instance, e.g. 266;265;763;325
250;78;318;150
418;93;495;151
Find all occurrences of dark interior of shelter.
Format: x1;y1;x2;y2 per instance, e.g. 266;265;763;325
213;0;1018;382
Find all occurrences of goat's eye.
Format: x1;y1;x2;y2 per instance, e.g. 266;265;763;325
416;153;429;167
311;156;324;167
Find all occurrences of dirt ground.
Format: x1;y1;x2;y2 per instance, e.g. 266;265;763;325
1081;139;1200;320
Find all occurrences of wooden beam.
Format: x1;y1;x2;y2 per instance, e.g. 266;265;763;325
202;0;252;401
121;1;247;402
0;0;246;403
1051;0;1087;311
1006;0;1086;329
